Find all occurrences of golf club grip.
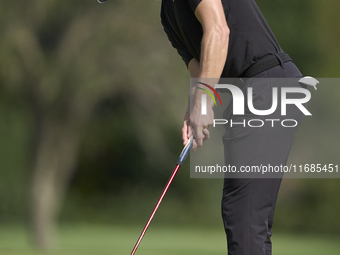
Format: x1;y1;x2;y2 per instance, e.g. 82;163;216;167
177;135;193;166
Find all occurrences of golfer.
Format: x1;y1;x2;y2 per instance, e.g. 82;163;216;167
161;0;307;254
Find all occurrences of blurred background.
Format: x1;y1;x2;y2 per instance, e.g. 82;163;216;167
0;0;339;254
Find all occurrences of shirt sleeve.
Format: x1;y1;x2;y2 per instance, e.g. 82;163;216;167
187;0;202;12
176;48;194;67
162;22;194;67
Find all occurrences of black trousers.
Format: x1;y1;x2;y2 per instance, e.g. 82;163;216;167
221;61;305;255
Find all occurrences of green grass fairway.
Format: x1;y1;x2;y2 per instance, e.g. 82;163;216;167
0;225;339;255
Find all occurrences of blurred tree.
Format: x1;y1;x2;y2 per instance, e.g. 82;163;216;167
0;0;187;250
0;0;114;249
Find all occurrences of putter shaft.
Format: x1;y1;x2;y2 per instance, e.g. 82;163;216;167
130;164;181;255
130;136;193;255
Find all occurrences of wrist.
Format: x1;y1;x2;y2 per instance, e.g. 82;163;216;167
191;95;214;115
193;86;215;108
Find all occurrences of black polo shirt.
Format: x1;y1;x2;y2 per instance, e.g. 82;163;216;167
161;0;284;77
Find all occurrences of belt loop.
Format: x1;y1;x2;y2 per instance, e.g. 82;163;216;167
274;53;285;69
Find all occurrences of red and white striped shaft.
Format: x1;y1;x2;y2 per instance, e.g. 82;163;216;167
130;164;181;255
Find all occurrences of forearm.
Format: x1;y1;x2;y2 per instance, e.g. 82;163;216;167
193;0;229;107
199;26;229;79
196;28;229;108
195;0;229;79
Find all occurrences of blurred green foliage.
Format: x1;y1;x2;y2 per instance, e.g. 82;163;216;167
0;0;339;249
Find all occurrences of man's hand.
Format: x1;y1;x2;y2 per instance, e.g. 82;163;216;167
181;102;214;151
189;88;214;151
182;81;215;151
